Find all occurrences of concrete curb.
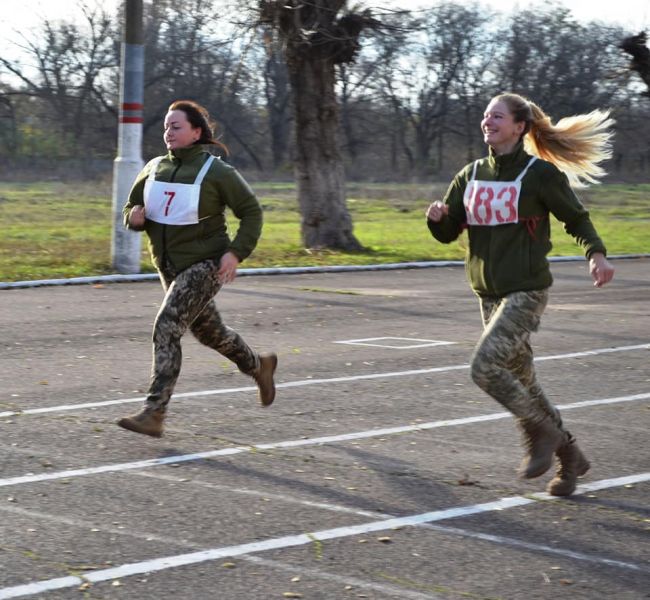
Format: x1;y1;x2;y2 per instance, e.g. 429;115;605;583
1;254;648;290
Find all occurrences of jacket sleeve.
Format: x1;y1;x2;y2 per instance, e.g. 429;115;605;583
122;160;155;231
217;165;263;261
541;165;607;258
427;171;467;243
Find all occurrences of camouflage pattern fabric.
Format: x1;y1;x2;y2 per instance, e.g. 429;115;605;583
144;258;259;411
471;289;565;429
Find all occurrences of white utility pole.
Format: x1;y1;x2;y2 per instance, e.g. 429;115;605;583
111;0;144;273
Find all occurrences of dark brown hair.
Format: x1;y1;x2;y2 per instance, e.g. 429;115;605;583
168;100;229;155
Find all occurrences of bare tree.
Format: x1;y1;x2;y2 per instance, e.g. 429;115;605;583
139;0;266;168
262;27;291;169
336;15;407;170
362;12;414;173
499;8;627;115
332;9;408;167
0;89;19;154
0;3;117;155
373;4;486;177
450;31;496;164
2;0;649;183
620;32;650;98
259;0;381;250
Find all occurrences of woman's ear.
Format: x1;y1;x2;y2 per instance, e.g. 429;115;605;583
515;121;526;137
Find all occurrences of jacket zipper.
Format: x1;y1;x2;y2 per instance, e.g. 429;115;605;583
162;160;183;266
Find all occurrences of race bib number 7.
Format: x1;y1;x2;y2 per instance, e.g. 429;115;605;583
463;181;520;226
144;179;200;225
163;190;176;216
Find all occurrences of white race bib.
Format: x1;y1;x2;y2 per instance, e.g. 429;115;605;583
463;157;536;227
143;155;215;225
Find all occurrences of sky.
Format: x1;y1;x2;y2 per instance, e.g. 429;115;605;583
2;0;649;57
376;0;650;29
4;0;650;29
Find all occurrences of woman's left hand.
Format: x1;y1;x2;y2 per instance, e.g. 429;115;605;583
218;251;240;285
589;252;614;287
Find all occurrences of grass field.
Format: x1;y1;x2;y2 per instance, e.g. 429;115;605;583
0;180;648;282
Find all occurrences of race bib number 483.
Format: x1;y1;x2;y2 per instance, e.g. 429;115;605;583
463;181;520;226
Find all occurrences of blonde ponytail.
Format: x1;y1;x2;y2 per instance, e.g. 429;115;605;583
494;93;615;188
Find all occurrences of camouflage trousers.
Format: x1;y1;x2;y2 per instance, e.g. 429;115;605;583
144;258;260;411
470;289;565;429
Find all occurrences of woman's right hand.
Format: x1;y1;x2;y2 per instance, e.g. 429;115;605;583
426;201;449;223
589;252;615;287
129;205;146;228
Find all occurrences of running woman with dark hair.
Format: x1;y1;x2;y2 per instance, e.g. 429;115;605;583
118;100;277;438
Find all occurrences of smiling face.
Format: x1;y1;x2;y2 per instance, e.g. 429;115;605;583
163;109;201;150
480;99;526;155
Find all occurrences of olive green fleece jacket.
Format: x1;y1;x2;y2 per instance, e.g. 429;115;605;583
427;143;607;297
123;145;262;272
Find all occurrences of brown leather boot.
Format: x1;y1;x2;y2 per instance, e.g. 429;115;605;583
117;406;165;437
547;439;590;496
517;416;566;479
253;353;277;407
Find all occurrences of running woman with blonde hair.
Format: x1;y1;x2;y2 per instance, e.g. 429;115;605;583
426;92;615;496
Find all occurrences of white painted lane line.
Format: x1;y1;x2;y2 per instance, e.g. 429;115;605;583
131;472;648;573
0;447;249;488
0;503;194;549
423;523;647;572
0;501;441;599
2;343;648;419
535;343;650;362
0;501;440;600
0;473;647;599
0;386;258;419
132;470;382;517
242;555;444;600
136;472;650;572
559;393;650;410
0;578;80;600
3;468;643;586
1;392;648;488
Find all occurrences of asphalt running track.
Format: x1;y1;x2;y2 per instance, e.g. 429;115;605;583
0;258;648;599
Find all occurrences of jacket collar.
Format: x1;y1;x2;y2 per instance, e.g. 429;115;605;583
168;144;205;162
487;141;530;170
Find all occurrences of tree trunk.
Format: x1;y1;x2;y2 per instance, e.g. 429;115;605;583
263;29;291;170
258;0;379;251
339;66;359;160
414;124;432;176
291;58;362;250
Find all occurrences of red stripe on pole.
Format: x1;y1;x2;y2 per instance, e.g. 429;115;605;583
122;102;143;110
120;116;143;123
